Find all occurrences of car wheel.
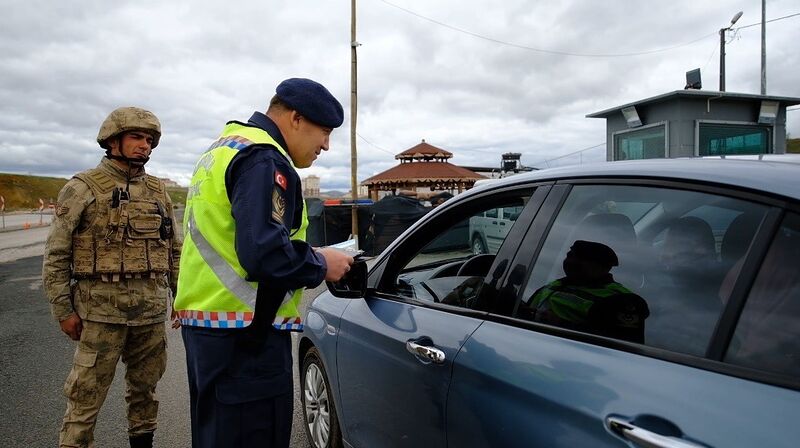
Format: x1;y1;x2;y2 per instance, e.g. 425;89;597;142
301;347;343;448
472;235;487;255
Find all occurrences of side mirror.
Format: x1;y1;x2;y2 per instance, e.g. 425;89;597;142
326;258;368;298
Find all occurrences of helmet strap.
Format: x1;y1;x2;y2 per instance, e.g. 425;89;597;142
104;136;149;167
105;151;150;167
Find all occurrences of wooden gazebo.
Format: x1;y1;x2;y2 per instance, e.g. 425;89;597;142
361;140;485;201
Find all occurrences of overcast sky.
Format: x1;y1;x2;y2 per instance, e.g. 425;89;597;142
1;0;798;190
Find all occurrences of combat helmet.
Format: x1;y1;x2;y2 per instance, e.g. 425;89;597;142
97;107;161;149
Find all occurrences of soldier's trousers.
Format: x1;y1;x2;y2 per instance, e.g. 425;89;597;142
60;320;167;448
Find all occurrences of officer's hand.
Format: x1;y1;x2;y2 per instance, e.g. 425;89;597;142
59;313;83;341
170;310;181;329
317;248;355;282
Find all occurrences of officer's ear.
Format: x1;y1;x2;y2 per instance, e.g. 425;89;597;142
289;110;303;130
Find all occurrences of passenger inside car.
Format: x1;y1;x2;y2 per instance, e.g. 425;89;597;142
646;216;724;355
522;240;650;343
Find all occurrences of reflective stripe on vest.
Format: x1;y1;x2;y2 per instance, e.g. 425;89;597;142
174;122;308;331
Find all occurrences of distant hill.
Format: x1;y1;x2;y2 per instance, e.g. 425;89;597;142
0;172;187;211
788;138;800;154
0;173;67;210
320;190;348;198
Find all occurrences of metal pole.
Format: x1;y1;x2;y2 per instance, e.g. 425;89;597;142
761;0;767;95
719;28;726;92
350;0;359;247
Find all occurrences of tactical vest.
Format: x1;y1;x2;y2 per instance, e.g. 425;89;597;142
71;168;172;281
174;121;309;331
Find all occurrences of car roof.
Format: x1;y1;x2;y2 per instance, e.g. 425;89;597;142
472;155;800;201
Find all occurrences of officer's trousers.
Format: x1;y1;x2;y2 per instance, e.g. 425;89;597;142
182;325;293;448
60;321;167;448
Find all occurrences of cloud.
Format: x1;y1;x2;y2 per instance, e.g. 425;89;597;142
1;0;798;192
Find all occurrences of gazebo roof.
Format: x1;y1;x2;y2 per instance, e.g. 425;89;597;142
362;161;485;186
396;140;453;160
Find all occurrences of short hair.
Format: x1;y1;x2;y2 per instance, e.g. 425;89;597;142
268;94;291;114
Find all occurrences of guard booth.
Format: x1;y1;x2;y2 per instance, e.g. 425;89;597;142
587;90;800;161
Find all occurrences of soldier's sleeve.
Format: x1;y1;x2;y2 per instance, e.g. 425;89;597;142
164;188;182;295
42;178;91;322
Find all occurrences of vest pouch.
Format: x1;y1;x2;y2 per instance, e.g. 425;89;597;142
122;238;149;273
72;233;95;276
148;240;170;272
128;213;162;238
96;238;123;274
128;213;166;273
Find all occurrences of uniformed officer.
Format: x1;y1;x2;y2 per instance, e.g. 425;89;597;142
42;107;182;448
174;78;353;448
527;240;649;343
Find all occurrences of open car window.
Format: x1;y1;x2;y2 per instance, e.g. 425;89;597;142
382;189;535;309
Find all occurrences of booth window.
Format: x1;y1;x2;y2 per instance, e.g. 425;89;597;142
698;123;771;156
613;125;666;160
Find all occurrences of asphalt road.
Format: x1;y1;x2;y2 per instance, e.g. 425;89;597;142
0;228;317;447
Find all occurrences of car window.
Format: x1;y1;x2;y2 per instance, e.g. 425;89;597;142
515;184;768;356
389;190;534;309
725;212;800;377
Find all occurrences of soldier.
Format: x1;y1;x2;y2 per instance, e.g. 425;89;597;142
42;107;182;448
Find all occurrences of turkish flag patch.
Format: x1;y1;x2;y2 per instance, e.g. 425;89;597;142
275;170;288;190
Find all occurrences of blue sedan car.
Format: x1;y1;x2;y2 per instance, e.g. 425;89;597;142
299;157;800;448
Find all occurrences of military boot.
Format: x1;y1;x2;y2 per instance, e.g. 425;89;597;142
129;432;154;448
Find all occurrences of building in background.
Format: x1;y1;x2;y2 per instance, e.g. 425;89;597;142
361;140;485;201
161;178;180;188
463;152;537;179
588;90;800;161
302;174;320;198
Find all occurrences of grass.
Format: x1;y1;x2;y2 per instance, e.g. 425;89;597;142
0;172;187;211
788;138;800;154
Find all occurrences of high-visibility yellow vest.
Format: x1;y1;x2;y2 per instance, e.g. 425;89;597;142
174;121;309;331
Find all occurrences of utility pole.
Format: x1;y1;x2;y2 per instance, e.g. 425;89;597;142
350;0;360;246
761;0;767;94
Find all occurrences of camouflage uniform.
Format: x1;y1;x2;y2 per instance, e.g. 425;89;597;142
42;108;181;448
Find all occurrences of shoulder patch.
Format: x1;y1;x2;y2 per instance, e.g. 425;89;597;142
145;175;164;193
275;170;288;190
271;189;286;224
55;204;70;216
75;169;116;194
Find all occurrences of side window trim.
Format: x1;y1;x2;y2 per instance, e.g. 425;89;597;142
489;184;572;316
706;206;786;360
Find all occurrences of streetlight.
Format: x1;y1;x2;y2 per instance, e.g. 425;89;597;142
719;11;743;92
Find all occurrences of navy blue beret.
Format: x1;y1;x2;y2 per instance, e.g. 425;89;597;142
569;240;619;267
275;78;344;128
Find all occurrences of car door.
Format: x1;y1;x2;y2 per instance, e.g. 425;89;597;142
446;181;800;447
335;185;546;448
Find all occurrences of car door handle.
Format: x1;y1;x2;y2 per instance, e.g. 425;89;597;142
406;340;446;364
607;417;706;448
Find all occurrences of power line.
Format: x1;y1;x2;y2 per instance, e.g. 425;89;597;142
356;133;396;155
380;0;716;57
733;12;800;30
528;142;606;167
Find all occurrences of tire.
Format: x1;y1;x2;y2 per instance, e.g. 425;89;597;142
301;347;343;448
471;235;488;255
